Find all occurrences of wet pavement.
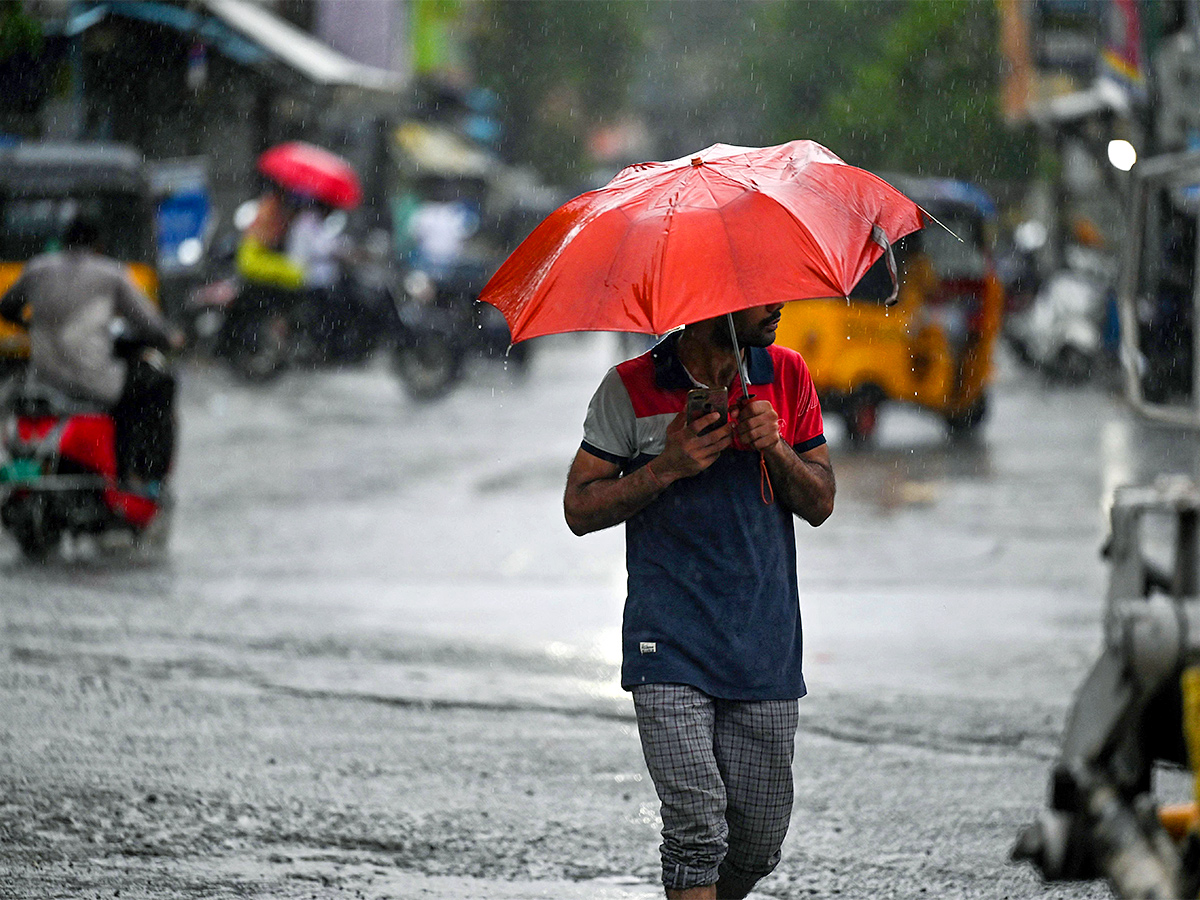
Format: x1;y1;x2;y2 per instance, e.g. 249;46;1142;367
1;334;1190;898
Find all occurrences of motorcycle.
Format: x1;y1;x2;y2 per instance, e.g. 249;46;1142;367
0;337;171;561
187;244;466;401
401;257;534;378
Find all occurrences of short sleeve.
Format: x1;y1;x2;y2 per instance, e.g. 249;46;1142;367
790;357;826;453
581;366;636;464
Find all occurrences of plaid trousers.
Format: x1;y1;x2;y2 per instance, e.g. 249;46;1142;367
632;683;799;893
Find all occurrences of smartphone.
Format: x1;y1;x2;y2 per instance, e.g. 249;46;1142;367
686;387;729;436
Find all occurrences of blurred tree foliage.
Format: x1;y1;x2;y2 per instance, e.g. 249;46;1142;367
467;0;1031;190
468;0;644;185
0;2;41;61
758;0;1034;185
0;1;48;116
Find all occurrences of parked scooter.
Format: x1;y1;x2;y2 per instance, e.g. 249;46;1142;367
401;257;533;377
0;335;171;560
186;233;466;400
1005;243;1117;383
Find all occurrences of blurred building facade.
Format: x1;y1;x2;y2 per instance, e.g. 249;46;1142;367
999;0;1200;268
3;1;412;240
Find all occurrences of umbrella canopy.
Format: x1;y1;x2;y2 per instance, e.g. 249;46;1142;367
257;141;363;210
479;140;925;344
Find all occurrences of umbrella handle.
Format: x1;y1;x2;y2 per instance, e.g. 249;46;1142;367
726;313;753;397
870;224;900;306
726;312;775;505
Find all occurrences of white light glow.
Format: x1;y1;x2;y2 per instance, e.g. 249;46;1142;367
1108;139;1137;172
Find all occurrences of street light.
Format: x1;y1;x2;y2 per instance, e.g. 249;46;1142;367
1108;139;1137;172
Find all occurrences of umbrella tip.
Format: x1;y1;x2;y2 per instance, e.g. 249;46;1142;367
691;156;703;167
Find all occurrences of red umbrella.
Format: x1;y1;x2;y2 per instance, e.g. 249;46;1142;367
480;140;925;344
257;141;363;210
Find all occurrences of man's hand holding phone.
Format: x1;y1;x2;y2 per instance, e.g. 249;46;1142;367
648;389;733;487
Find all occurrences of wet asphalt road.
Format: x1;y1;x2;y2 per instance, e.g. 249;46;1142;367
3;334;1196;898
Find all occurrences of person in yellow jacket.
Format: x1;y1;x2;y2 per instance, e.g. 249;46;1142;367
235;188;306;290
216;187;305;365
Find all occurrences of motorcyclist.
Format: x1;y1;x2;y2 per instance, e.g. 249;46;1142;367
215;185;308;362
235;185;305;290
0;215;183;496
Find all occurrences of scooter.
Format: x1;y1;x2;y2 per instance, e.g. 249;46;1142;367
0;359;171;561
1005;245;1117;383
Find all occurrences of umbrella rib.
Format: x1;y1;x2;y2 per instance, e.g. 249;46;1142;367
647;191;682;333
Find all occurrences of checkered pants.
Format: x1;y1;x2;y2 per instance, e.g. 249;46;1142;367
632;683;799;893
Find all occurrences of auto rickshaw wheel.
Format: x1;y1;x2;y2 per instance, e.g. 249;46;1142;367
843;386;883;443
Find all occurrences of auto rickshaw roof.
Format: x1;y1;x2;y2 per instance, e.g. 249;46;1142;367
881;172;998;221
0;142;149;195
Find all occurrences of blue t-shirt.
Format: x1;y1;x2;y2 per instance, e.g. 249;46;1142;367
580;332;826;700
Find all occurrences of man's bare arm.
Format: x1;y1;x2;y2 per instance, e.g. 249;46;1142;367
563;450;665;536
736;399;835;525
563;410;732;536
760;441;835;525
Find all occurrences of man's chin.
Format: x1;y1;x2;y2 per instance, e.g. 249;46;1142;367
745;329;778;348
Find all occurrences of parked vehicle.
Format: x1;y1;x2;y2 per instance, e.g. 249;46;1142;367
0;334;171;561
774;175;1006;442
1005;213;1119;383
1004;249;1116;382
400;258;533;378
0;142;160;374
186;234;466;400
1012;150;1200;900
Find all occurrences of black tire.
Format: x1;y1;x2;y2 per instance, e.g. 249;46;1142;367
227;314;291;383
5;493;60;561
393;333;465;402
946;393;989;440
843;387;882;444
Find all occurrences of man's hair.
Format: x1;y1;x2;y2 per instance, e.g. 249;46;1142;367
62;217;102;250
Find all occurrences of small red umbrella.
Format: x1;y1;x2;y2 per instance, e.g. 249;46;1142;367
257;141;363;210
480;140;925;346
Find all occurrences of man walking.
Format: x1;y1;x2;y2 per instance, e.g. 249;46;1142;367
564;302;834;899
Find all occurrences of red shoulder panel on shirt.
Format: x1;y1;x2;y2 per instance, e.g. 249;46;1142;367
616;354;684;418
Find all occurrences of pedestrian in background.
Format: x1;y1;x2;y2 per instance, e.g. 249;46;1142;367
563;302;835;899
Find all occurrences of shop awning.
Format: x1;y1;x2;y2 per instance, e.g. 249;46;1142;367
201;0;404;96
1027;79;1129;128
61;1;405;99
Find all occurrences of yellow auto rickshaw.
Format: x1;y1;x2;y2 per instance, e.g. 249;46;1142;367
0;142;158;371
775;175;1005;442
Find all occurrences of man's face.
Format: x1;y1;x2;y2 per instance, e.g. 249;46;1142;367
730;303;785;348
